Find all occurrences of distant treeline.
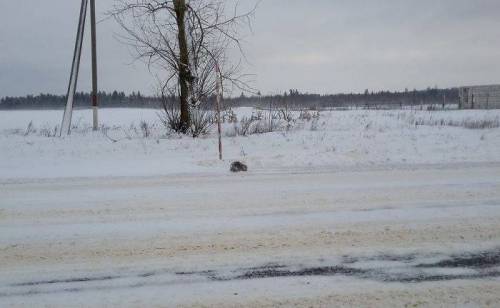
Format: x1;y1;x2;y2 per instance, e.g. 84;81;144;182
1;87;459;110
231;87;459;110
0;91;162;110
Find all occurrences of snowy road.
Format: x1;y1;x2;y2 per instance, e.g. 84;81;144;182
1;163;500;307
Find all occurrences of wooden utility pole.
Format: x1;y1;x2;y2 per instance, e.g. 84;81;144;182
90;0;98;130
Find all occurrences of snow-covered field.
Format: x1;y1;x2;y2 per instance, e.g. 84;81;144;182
1;107;500;307
0;108;499;179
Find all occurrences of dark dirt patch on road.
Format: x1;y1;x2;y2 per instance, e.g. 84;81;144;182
3;248;499;298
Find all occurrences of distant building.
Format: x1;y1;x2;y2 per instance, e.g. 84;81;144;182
459;85;500;109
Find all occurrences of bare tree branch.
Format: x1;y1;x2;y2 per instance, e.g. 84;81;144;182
109;0;259;134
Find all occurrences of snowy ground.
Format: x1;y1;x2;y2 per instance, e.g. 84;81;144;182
0;107;499;179
1;108;500;306
1;166;500;307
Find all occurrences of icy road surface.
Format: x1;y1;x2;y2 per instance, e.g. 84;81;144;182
1;164;500;307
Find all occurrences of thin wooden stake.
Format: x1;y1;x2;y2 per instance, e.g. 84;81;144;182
215;64;223;160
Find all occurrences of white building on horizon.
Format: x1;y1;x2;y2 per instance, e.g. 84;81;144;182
459;84;500;109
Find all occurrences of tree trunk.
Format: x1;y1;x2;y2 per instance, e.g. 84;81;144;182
174;0;191;133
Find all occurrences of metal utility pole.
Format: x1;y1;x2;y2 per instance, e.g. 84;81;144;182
90;0;99;130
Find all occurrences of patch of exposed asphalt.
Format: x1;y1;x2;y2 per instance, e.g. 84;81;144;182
379;271;500;283
234;266;366;280
342;253;418;264
10;275;121;287
225;248;500;282
416;250;500;269
2;248;499;298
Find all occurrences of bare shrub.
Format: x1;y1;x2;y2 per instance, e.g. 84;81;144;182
158;99;183;134
139;120;151;138
278;108;295;131
235;117;257;136
251;110;264;121
228;107;299;137
460;118;500;129
24;121;35;136
411;115;500;129
39;125;58;138
278;108;294;122
222;108;238;123
255;119;278;134
158;92;215;138
233;116;284;136
159;104;214;137
302;110;320;131
310;118;319;131
190;108;215;138
299;110;312;121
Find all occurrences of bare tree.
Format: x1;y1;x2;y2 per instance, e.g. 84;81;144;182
111;0;257;133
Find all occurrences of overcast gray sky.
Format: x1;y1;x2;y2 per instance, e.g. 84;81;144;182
1;0;500;97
